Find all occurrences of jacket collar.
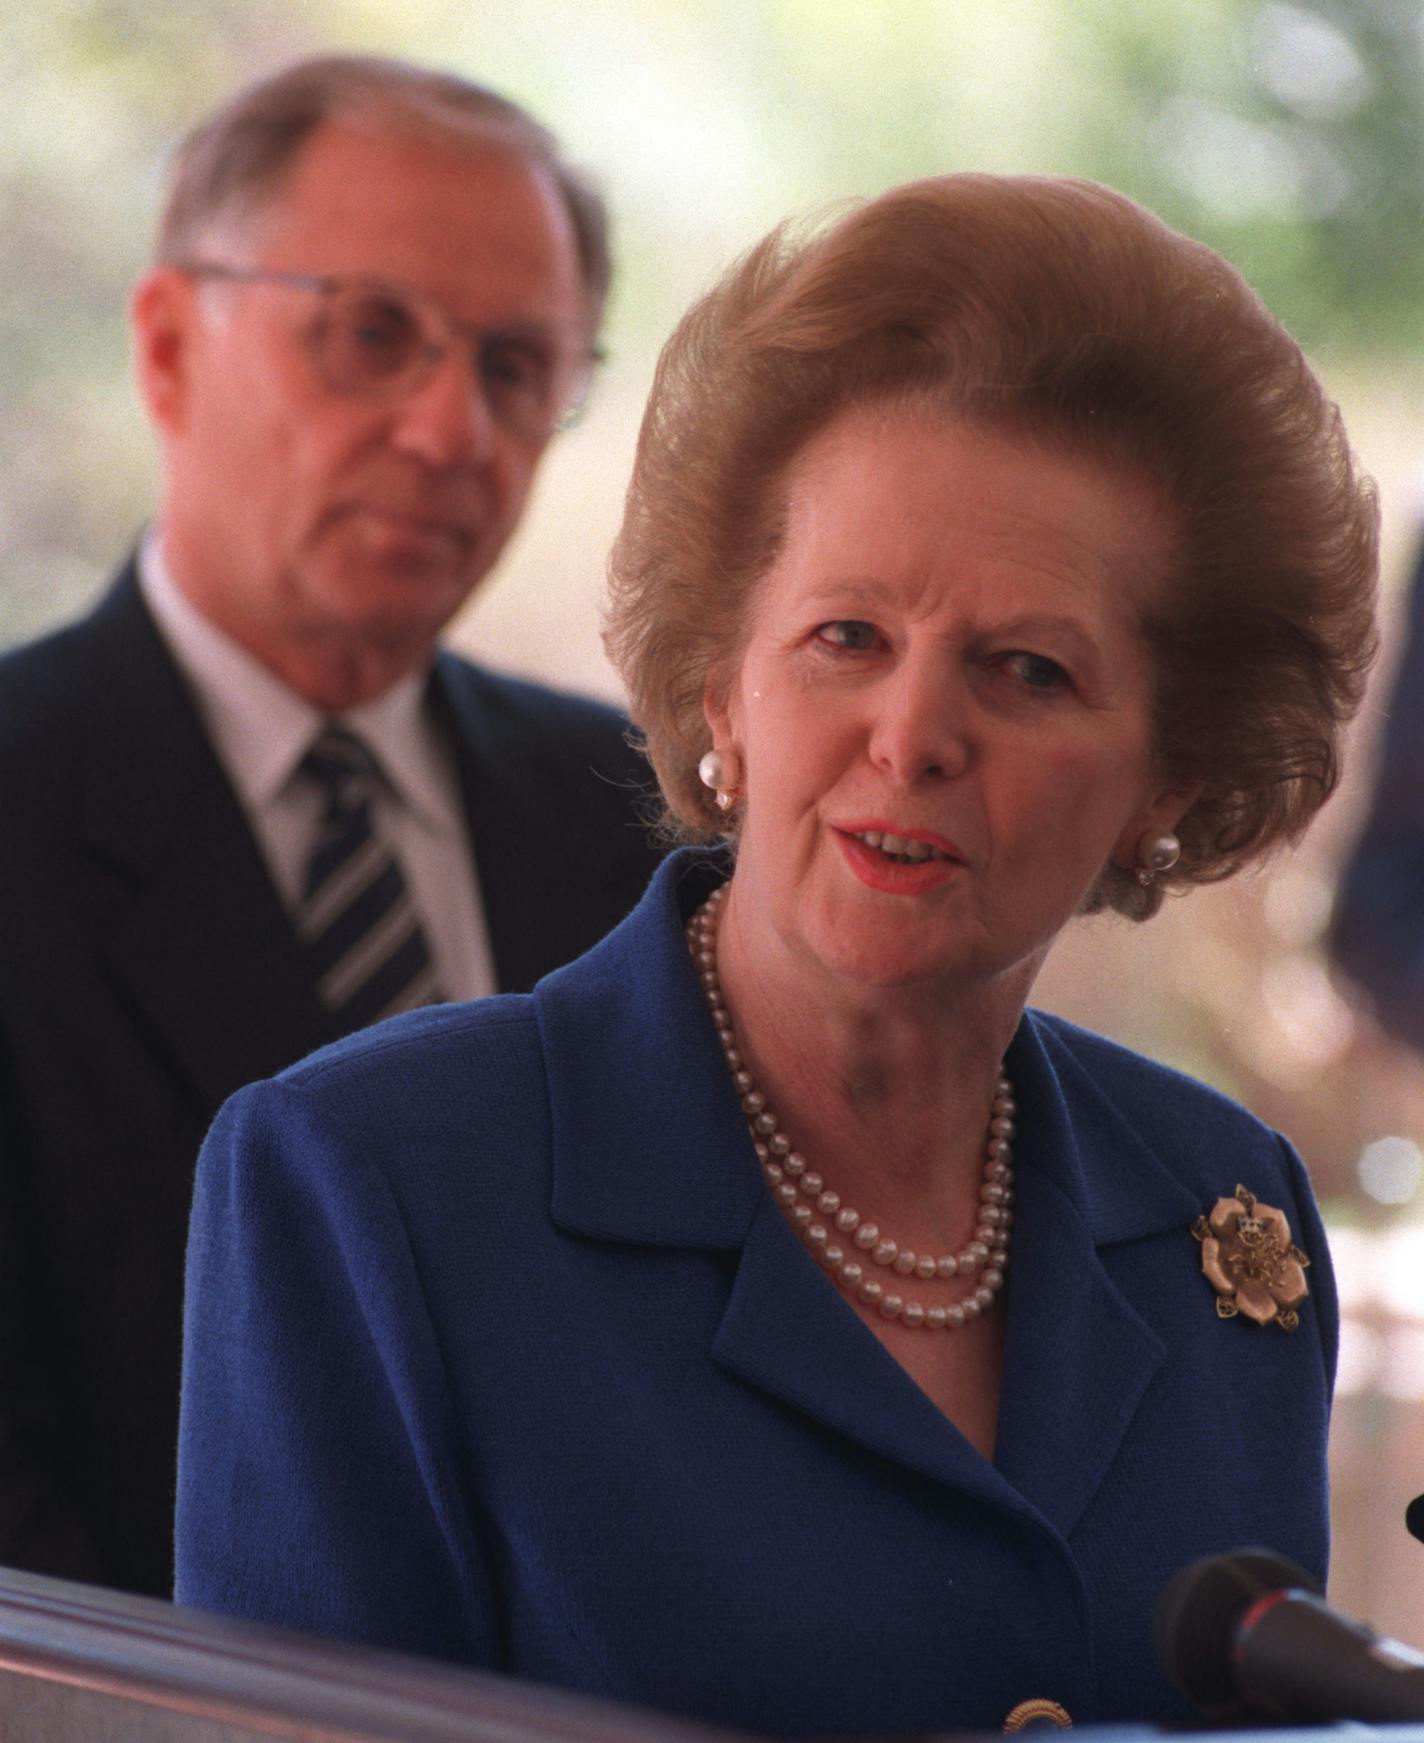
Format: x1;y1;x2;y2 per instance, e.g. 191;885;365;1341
1009;1013;1206;1243
536;851;1199;1536
536;856;1028;1515
72;559;247;880
538;848;762;1248
538;849;1200;1253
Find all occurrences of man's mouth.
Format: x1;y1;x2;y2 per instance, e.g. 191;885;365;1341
360;507;467;537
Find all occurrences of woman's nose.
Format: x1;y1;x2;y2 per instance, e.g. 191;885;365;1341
867;661;973;785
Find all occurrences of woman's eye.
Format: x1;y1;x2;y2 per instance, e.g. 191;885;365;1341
1002;651;1069;691
815;620;880;651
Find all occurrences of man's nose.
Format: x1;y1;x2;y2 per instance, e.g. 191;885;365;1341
388;348;498;468
867;658;974;785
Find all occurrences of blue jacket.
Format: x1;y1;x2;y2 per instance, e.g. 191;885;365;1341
177;850;1337;1736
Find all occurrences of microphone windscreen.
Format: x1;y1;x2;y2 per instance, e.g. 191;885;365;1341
1153;1549;1322;1717
1407;1496;1424;1545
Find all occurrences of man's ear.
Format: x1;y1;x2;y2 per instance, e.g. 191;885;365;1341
131;267;202;436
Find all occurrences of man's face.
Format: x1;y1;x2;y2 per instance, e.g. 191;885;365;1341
137;122;588;699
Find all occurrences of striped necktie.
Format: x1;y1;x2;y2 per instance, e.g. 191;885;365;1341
296;725;443;1028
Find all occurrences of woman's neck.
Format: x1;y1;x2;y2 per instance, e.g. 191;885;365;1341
711;878;1030;1244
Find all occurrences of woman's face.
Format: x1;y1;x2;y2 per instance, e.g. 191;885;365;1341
707;404;1188;1005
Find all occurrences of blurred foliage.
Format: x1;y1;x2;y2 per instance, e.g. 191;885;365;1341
1;0;1420;645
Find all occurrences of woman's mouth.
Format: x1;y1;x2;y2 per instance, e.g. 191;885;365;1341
846;829;954;865
834;824;965;892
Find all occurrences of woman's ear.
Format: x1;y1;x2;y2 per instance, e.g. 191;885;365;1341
702;668;736;748
700;671;745;814
1113;779;1203;872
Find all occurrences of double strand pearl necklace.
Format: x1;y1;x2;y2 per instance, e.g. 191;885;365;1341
687;884;1015;1331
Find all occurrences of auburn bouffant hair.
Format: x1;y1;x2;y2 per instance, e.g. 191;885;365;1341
605;174;1378;918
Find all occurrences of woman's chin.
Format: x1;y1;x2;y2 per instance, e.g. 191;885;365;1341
798;926;971;997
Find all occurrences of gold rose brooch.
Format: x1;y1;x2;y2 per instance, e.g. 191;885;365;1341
1192;1184;1310;1332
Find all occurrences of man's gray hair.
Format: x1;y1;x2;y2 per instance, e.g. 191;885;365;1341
155;54;611;329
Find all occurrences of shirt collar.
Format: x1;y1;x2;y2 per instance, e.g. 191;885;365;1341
139;534;316;809
139;533;450;830
342;679;455;835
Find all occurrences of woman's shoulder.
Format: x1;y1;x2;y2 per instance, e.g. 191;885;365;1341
1027;1007;1267;1123
187;995;566;1289
209;994;549;1178
1022;1007;1304;1195
288;992;539;1094
1018;1010;1336;1351
200;860;713;1208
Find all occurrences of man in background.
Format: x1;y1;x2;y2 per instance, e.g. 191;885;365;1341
0;55;663;1596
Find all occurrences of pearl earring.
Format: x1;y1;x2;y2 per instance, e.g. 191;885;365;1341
698;747;742;813
1135;831;1181;887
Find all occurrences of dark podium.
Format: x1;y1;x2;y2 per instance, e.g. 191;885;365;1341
1;1564;1421;1741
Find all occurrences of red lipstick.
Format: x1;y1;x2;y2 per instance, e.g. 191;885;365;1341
832;821;965;895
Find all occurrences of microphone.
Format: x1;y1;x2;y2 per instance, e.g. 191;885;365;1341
1407;1494;1424;1545
1155;1548;1424;1725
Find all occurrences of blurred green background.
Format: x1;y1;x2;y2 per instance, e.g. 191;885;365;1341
4;0;1421;647
4;0;1424;1647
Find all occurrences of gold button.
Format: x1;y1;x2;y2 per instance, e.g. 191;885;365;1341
1003;1697;1072;1732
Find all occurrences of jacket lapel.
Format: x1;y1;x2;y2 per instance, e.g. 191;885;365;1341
537;853;1205;1535
711;1190;1038;1517
79;567;339;1109
992;1014;1201;1539
536;854;1036;1522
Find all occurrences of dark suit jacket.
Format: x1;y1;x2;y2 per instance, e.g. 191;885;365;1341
0;560;665;1597
177;850;1337;1735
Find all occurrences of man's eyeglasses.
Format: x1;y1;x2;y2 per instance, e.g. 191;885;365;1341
178;263;601;443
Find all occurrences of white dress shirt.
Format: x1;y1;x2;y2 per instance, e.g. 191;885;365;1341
138;536;496;1002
